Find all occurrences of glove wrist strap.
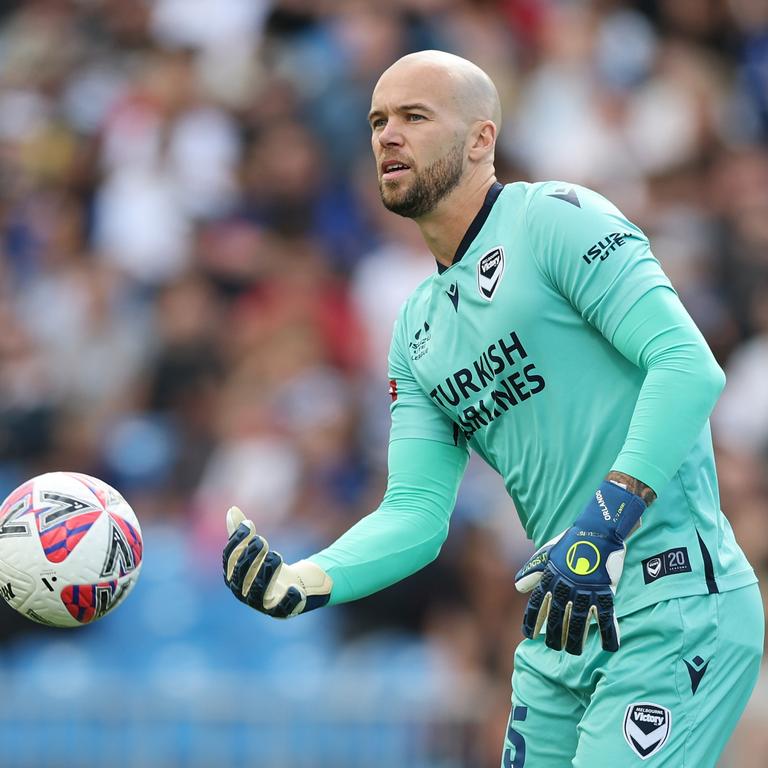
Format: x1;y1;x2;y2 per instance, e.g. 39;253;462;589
574;479;647;542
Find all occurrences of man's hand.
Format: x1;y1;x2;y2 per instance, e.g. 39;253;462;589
223;506;332;618
514;480;647;655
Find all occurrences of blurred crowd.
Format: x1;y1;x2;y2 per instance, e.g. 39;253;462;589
0;0;767;765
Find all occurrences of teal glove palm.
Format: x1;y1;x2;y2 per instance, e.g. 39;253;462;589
515;480;647;655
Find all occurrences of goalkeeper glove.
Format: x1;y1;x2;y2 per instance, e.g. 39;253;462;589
514;480;647;655
223;506;332;618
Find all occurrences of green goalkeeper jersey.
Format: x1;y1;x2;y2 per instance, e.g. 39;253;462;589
382;180;755;617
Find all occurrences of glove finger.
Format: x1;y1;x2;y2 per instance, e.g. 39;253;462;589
244;550;284;609
223;521;256;583
231;534;268;597
561;601;573;651
521;584;547;639
226;506;247;537
522;565;557;639
595;593;620;652
563;592;591;655
268;586;305;619
564;612;587;655
533;591;552;638
544;597;566;651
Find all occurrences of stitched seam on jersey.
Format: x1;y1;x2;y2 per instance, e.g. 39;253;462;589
522;183;559;291
673;469;720;595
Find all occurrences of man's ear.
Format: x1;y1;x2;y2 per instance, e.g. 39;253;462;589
468;120;497;161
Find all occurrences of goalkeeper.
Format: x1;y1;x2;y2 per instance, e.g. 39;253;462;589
223;50;763;767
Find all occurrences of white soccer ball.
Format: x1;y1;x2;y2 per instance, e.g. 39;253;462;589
0;472;143;627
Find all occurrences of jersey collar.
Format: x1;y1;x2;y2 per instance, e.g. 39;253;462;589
437;181;504;274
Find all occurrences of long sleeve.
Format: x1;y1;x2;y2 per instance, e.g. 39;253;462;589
308;436;468;604
610;285;726;493
524;182;725;495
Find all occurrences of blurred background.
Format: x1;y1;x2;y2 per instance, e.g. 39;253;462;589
0;0;766;766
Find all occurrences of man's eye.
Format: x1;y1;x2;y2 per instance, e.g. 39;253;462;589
371;118;386;129
407;114;424;121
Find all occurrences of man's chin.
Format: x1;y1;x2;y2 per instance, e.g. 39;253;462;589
381;194;412;216
379;180;434;218
380;188;409;212
382;201;427;219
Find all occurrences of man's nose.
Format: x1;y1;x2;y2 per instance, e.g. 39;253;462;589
378;119;404;147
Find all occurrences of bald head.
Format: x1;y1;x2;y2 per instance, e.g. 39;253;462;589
376;50;502;131
369;50;500;222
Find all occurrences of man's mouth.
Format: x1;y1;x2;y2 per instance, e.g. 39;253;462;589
381;160;412;180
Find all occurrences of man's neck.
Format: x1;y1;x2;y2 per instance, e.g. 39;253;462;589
416;172;498;268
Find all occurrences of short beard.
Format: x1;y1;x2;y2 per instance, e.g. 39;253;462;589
379;142;464;219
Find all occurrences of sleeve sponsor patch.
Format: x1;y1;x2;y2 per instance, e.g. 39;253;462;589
582;232;633;264
642;547;691;584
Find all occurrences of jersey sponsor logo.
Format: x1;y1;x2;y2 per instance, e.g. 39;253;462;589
642;547;691;584
547;186;581;208
565;540;600;575
445;282;460;311
388;379;398;402
683;656;709;695
582;232;632;264
409;321;432;360
477;247;505;301
623;702;671;760
427;331;546;440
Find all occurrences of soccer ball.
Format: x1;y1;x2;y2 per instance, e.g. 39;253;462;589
0;472;143;627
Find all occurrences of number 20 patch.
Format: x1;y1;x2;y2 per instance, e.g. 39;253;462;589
642;547;691;585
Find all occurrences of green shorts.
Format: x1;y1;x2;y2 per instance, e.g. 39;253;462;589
502;584;764;767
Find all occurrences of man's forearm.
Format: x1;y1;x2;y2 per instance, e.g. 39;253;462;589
309;437;467;604
606;470;656;506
